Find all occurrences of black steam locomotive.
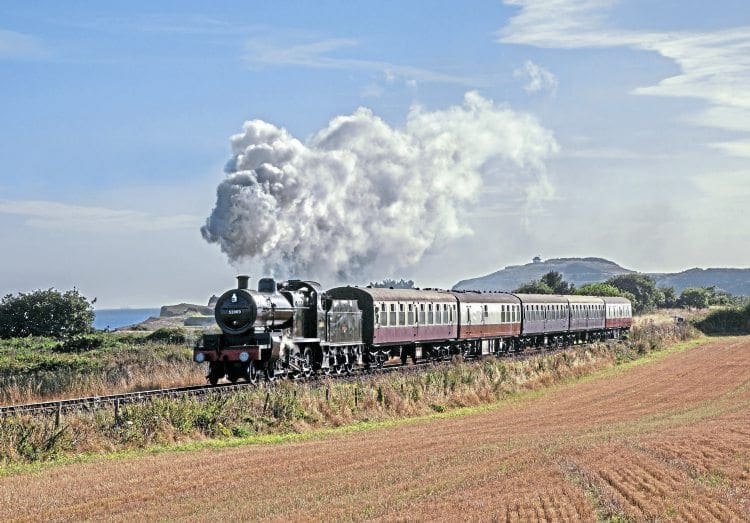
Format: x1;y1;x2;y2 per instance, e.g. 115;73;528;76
197;276;363;384
194;276;633;384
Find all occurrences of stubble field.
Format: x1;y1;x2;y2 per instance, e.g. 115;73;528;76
1;336;748;521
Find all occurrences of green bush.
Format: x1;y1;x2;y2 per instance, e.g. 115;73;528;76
145;327;187;344
0;289;95;339
53;334;105;353
694;303;750;335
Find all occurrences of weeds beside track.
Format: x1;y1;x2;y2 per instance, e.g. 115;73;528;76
0;323;698;468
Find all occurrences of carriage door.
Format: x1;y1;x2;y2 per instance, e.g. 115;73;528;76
481;304;488;337
409;303;417;339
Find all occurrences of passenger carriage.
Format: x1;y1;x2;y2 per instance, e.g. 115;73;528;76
603;296;633;335
325;287;458;365
514;294;570;348
567;295;606;342
451;291;521;355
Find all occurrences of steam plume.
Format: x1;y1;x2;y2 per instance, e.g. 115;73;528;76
201;92;558;280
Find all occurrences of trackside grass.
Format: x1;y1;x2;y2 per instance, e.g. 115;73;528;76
0;323;701;471
0;330;203;403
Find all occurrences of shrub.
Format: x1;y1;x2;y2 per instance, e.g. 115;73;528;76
694;303;750;335
53;334;105;353
677;287;711;309
145;327;187;344
0;289;95;339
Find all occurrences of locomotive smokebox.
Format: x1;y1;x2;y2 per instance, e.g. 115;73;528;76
237;275;250;290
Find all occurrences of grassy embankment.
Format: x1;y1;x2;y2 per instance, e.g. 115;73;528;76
0;328;203;404
0;322;702;469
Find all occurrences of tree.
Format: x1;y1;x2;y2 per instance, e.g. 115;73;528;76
705;286;733;306
659;286;677;308
575;283;625;297
515;271;573;294
677;287;711;309
369;278;415;289
605;274;661;313
514;280;553;294
540;271;575;294
0;288;95;339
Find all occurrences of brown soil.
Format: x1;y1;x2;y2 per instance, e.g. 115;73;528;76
2;337;749;521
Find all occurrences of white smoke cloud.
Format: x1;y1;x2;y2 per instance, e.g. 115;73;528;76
201;92;558;280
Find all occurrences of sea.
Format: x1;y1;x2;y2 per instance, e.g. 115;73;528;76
93;308;161;330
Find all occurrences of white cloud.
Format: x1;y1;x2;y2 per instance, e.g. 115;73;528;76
244;37;479;86
498;0;750;157
0;29;47;60
514;60;558;93
0;200;201;233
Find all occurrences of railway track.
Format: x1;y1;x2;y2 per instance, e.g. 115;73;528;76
0;346;558;418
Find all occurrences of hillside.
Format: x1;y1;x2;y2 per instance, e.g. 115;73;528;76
454;257;750;295
650;268;750;295
453;257;633;291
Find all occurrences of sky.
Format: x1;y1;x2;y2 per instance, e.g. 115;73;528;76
1;0;749;307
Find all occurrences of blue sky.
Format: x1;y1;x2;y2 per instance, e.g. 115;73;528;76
1;1;749;307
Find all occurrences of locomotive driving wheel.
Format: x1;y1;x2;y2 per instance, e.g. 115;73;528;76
302;347;314;378
245;362;259;384
265;360;277;382
207;362;223;386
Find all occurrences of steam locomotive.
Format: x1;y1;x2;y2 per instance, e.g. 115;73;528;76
194;276;633;384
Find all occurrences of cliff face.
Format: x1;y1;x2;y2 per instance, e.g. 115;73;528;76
453;257;633;292
453;258;750;296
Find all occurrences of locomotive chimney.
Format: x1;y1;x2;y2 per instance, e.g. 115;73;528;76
236;275;250;290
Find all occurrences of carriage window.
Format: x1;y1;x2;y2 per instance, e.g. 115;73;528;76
483;305;488;318
399;303;405;325
450;305;454;323
428;304;434;324
379;304;388;326
389;303;396;326
436;304;442;324
408;304;414;325
419;304;425;324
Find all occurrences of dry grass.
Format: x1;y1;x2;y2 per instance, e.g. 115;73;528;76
1;335;749;520
0;323;694;464
0;362;204;405
636;307;709;326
